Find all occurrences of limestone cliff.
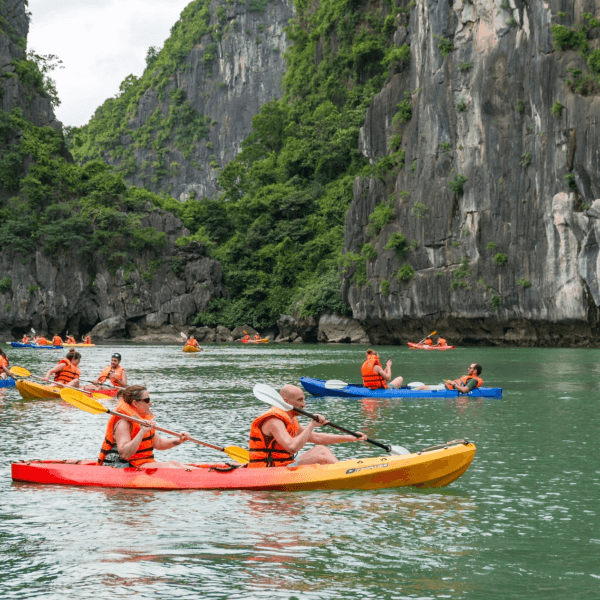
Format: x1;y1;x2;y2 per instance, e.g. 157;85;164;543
342;0;600;346
75;0;294;201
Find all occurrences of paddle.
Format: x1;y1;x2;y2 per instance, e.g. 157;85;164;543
253;383;410;455
10;366;113;401
59;387;249;464
324;379;424;390
417;330;436;345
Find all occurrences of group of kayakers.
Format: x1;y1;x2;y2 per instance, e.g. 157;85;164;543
422;336;447;347
21;333;91;346
360;349;483;392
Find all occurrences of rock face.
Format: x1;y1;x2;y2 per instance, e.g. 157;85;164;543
318;313;370;344
101;0;294;201
342;1;600;346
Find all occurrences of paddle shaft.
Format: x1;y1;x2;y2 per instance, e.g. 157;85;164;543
293;407;391;453
107;409;226;452
417;330;436;345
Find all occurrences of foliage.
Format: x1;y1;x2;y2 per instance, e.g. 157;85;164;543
12;50;63;108
384;232;409;258
381;44;410;68
515;99;525;113
520;151;532;167
292;268;352;319
450;257;471;290
486;241;496;251
456;98;467;112
491;294;502;309
589;49;600;74
361;242;377;260
436;36;454;58
366;198;395;237
411;202;428;218
494;253;508;266
392;96;412;125
516;278;531;288
0;277;11;293
440;142;451;152
397;263;415;281
340;252;367;287
380;279;390;295
458;63;472;71
448;174;467;195
551;101;564;117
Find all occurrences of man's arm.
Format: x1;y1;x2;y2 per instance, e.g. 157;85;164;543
262;418;319;454
449;379;478;394
307;430;366;444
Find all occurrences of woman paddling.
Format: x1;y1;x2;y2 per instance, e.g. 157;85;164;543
43;350;82;388
0;349;14;379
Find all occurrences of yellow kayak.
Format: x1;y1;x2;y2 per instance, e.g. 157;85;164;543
62;343;96;347
16;380;62;400
183;345;201;353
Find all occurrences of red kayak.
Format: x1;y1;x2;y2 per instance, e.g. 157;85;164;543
408;343;455;351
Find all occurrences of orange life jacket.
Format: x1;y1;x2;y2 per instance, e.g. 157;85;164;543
254;335;261;340
83;336;91;344
437;338;447;346
186;338;199;348
424;339;433;346
243;335;250;342
361;354;387;389
54;359;81;385
248;407;300;468
66;336;76;344
0;356;8;369
446;375;483;390
22;336;29;343
97;364;125;387
52;336;63;346
37;336;48;345
97;400;156;467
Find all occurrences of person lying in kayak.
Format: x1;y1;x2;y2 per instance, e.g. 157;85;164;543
249;384;367;468
88;353;127;390
98;385;192;468
361;349;403;389
186;335;201;350
416;363;483;392
44;351;82;388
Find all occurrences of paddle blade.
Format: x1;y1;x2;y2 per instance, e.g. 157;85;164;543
252;383;293;410
10;366;31;378
406;382;425;388
224;446;249;464
180;332;187;339
389;445;411;455
324;379;349;390
60;388;109;415
91;392;115;401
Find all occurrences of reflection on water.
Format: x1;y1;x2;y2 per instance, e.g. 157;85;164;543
1;345;599;599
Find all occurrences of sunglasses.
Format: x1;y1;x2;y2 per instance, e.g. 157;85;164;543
136;397;151;403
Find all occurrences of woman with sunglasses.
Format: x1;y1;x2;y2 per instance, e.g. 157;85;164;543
98;385;191;468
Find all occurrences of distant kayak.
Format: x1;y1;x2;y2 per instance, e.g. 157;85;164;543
11;440;476;490
16;380;119;400
408;343;455;350
62;343;96;347
183;345;201;353
241;338;269;344
0;378;16;388
300;377;502;399
8;342;62;349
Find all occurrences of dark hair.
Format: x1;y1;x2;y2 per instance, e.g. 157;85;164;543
122;385;147;405
366;348;376;355
473;363;482;375
66;350;82;361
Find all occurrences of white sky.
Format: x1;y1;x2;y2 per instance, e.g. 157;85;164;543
28;0;192;127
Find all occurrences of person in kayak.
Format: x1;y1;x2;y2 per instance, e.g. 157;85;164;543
0;349;14;379
82;334;92;345
417;363;483;392
424;338;433;346
361;349;404;389
186;335;201;350
65;334;76;344
89;353;127;390
37;335;49;345
52;334;63;346
241;333;251;342
21;334;29;344
253;334;262;341
44;350;82;388
97;385;192;468
433;337;447;347
248;384;367;468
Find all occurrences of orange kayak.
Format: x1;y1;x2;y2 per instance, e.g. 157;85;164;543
16;380;119;400
11;440;475;490
183;345;201;353
408;343;455;350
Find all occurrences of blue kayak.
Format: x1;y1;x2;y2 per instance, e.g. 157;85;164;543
300;377;503;399
9;342;62;349
0;379;16;388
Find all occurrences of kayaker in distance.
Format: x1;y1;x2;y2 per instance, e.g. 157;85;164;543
66;334;76;344
21;334;29;344
361;349;404;389
253;334;261;341
97;385;192;468
88;353;127;390
0;349;14;379
43;350;82;388
186;335;201;350
82;334;92;345
249;384;367;468
433;336;447;347
52;334;63;346
36;335;49;346
423;338;433;346
242;333;251;342
416;363;483;392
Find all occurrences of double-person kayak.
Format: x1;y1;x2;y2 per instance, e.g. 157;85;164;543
8;342;62;349
183;345;201;353
16;380;119;400
408;343;455;350
11;440;475;490
62;343;96;347
241;338;269;344
300;377;502;399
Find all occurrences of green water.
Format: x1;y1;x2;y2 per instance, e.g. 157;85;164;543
0;344;598;599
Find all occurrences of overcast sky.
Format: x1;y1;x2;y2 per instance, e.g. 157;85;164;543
28;0;192;127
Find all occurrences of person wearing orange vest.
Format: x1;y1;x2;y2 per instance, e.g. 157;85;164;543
65;335;76;344
434;337;447;347
248;385;366;468
91;353;127;390
37;335;49;345
21;334;29;344
242;334;251;342
0;349;14;379
82;335;92;345
97;385;192;468
416;363;483;392
361;349;404;390
424;338;433;346
43;351;82;388
186;335;201;350
253;334;261;341
52;335;63;346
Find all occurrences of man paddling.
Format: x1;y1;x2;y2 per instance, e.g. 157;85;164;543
185;335;201;350
97;385;192;468
417;363;483;392
65;334;76;344
82;334;92;345
248;384;367;468
52;334;63;346
361;349;403;389
89;353;127;390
